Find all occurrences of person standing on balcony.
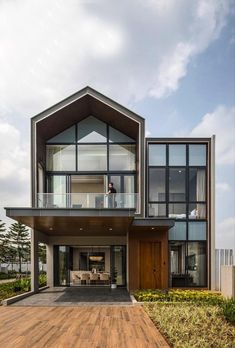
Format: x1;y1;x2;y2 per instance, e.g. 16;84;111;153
107;182;117;208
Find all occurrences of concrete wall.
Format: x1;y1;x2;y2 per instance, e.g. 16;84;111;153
221;265;235;299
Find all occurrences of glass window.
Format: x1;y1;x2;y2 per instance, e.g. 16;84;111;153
47;126;76;144
109;127;135;143
169;222;186;240
78;145;107;171
169;145;186;166
149;168;166;202
170;242;187;287
189;168;206;201
189;203;206;219
149;144;166;166
189;145;206;166
77;116;107;142
46;145;76;171
188;222;207;240
187;242;207;286
169;168;186;201
47;175;67;207
148;204;166;217
169;204;186;219
109;144;136;170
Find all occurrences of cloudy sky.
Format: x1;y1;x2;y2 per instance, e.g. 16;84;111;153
0;0;234;249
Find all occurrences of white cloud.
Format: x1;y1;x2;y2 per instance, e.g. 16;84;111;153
216;182;230;192
0;120;30;208
216;217;235;249
0;0;232;120
189;105;235;165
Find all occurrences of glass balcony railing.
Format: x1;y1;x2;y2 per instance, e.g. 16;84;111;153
37;193;139;209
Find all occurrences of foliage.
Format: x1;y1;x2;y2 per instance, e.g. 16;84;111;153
134;289;224;305
144;302;235;348
0;274;47;303
0;272;16;280
221;298;235;325
0;220;7;263
7;222;30;273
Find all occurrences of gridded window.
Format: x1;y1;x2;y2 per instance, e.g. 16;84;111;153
169;168;186;202
77;145;107;171
46;145;76;171
188;222;207;240
148;204;166;217
109;144;136;171
188;203;206;219
189;168;206;202
169;145;186;166
77;116;107;143
169;204;186;219
187;242;207;286
169;222;186;240
189;145;206;166
149;168;166;202
149;144;166;166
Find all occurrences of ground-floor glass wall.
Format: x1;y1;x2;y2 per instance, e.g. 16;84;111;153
54;245;126;287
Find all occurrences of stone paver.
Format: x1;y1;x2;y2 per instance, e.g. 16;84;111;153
11;286;133;306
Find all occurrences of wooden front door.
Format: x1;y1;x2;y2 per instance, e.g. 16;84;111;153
140;241;161;289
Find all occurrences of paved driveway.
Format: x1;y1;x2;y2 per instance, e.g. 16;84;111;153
0;306;169;347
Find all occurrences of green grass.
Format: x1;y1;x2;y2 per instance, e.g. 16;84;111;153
144;302;235;348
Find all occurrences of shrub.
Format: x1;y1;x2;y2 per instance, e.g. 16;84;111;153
39;274;47;287
134;289;224;305
222;298;235;325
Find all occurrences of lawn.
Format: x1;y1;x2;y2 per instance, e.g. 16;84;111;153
134;290;235;347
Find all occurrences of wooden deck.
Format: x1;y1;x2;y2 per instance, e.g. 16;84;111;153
0;306;169;347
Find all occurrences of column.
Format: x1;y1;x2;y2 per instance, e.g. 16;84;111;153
31;229;39;292
46;244;54;287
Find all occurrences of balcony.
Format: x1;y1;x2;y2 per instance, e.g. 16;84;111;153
37;193;139;209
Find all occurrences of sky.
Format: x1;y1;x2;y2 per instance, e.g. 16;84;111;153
0;0;234;249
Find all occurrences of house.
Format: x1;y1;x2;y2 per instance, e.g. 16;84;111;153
5;87;215;292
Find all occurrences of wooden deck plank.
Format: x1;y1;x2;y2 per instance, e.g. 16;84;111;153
0;306;169;347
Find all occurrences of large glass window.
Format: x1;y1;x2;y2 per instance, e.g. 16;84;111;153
47;175;67;207
189;145;206;166
109;144;136;171
169;222;186;240
109;127;134;143
188;222;207;240
46;145;76;171
187;242;207;286
148;204;166;217
170;242;187;287
169;145;186;166
189;168;206;201
77;116;107;143
149;144;166;166
169;168;186;201
169;204;186;219
47;126;76;144
149;168;166;202
188;203;206;219
78;145;107;171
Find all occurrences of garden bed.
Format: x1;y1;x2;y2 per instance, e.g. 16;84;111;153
133;289;235;347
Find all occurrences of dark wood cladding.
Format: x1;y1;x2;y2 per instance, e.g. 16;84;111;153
129;229;168;290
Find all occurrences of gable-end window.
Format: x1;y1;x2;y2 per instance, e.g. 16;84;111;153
46;145;76;171
109;127;135;143
77;145;107;171
109;144;136;170
47;125;76;143
77;116;107;143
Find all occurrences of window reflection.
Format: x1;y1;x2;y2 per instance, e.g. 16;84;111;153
78;145;107;171
149;144;166;166
189;168;206;201
189;145;206;166
169;145;186;166
149;168;166;201
109;144;136;171
77;116;107;143
187;242;207;286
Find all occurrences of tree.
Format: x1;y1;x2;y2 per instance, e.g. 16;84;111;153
0;220;7;264
8;222;30;273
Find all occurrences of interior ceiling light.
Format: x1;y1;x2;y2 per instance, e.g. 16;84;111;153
49;227;53;230
109;228;113;231
89;256;103;262
151;227;155;230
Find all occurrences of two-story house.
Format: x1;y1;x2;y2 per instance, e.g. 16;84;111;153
5;87;215;293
